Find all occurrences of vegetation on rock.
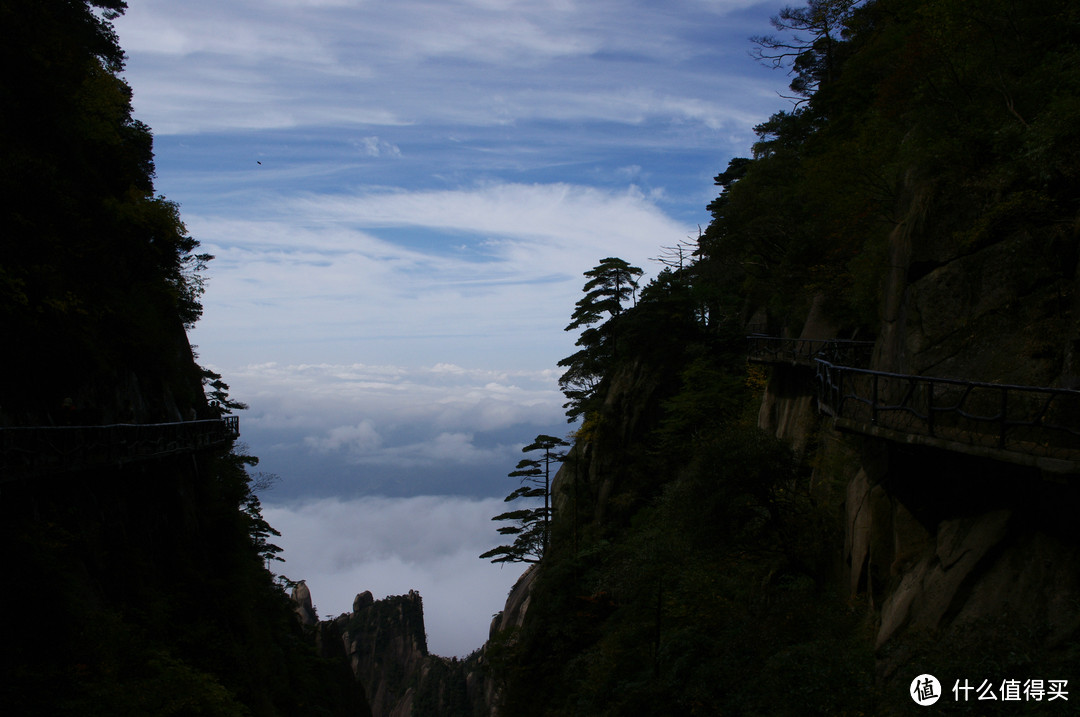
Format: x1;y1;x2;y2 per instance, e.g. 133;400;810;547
483;0;1080;714
0;2;366;713
7;0;1080;714
481;435;570;564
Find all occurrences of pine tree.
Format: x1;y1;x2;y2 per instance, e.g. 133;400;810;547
480;435;569;564
557;258;643;421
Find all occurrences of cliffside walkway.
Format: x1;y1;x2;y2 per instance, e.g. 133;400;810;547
0;416;240;481
748;337;1080;474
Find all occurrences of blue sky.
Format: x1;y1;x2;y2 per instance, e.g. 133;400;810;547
114;0;792;657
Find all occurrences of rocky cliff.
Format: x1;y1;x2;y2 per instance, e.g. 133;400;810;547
479;565;538;716
472;216;1079;714
467;1;1080;711
297;585;495;717
758;210;1080;695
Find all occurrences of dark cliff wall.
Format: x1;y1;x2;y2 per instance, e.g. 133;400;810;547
0;445;371;714
305;588;486;717
878;202;1079;386
476;216;1080;715
756;209;1080;704
0;2;367;712
474;1;1080;712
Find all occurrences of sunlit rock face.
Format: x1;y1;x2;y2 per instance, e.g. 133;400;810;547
291;581;318;626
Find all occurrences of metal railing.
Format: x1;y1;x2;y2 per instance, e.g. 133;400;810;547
815;360;1080;466
0;416;240;480
747;336;875;368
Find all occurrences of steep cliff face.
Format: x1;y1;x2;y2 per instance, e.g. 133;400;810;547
880;207;1079;385
473;0;1080;710
480;566;538;715
302;587;489;717
553;359;677;533
475;227;1079;713
758;213;1080;691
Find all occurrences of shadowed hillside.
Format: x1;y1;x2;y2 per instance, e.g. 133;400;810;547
1;2;367;713
477;1;1080;715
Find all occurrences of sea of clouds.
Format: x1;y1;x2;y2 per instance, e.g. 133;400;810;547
264;495;531;657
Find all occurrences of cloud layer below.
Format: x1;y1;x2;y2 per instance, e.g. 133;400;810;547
263;495;529;657
226;361;568;499
110;0;794;662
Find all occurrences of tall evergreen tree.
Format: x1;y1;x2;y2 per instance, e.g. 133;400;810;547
558;258;643;421
751;0;864;97
480;434;569;564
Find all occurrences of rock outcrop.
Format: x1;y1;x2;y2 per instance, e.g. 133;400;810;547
757;212;1080;689
297;586;491;717
481;565;538;714
292;581;318;627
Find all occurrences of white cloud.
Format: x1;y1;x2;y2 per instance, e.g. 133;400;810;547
360;431;505;467
304;420;383;453
115;0;784;134
279;182;686;271
304;425;516;469
216;359;564;465
185;180;685;369
263;495;532;657
216;361;568;500
355;136;402;157
105;0;791;659
229;362;565;436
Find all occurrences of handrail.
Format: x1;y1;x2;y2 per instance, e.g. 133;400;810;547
0;417;240;481
747;336;875;368
815;359;1080;467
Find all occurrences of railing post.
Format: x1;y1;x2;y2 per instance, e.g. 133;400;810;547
1000;387;1008;448
926;380;935;437
872;373;879;425
833;369;842;414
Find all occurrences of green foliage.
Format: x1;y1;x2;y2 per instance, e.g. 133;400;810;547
481;435;570;563
752;0;867;98
702;0;1080;334
1;441;363;715
63;649;251;717
652;341;751;448
494;2;1080;714
499;427;874;717
203;368;252;416
1;0;211;420
565;257;643;329
558;258;644;421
